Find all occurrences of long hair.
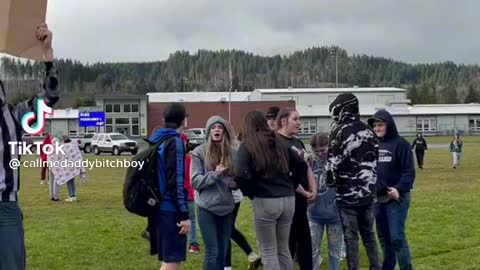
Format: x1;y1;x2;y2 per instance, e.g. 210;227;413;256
205;121;236;176
276;107;297;132
240;111;289;177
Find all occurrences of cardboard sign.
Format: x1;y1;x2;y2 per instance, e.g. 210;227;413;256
0;0;48;60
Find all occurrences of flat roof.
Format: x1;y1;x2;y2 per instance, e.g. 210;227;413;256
254;87;406;94
297;103;480;117
146;91;251;103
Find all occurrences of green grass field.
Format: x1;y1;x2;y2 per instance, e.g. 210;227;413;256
18;136;480;270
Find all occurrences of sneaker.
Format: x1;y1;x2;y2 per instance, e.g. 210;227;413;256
65;197;74;202
40;180;45;185
247;257;262;270
51;198;59;202
189;243;200;254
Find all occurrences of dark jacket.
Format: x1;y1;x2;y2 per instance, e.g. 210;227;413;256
368;110;415;196
234;140;306;199
0;62;59;202
326;93;378;207
149;128;189;221
412;137;428;151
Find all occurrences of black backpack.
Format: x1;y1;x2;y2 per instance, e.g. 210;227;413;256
123;137;171;217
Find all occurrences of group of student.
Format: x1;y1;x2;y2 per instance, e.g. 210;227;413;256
146;92;416;270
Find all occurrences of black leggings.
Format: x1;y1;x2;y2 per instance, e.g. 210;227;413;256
289;195;312;270
225;202;254;267
415;150;425;167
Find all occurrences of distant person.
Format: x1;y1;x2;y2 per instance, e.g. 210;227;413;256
147;103;191;270
325;93;381;270
191;116;236;270
47;137;60;202
369;110;415;270
412;132;427;169
266;106;280;130
0;23;58;270
235;111;307;270
276;107;316;270
48;135;86;202
40;132;52;185
307;133;343;270
450;134;463;169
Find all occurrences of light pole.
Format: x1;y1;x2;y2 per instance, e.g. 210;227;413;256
330;47;338;88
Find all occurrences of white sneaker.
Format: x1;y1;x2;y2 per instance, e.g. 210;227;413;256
40;180;45;185
65;197;75;202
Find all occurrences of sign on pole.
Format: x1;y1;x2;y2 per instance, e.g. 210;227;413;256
79;112;105;127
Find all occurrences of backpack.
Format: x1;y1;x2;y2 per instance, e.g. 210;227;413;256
123;137;172;217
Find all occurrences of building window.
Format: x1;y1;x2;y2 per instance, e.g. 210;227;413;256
416;118;436;132
132;118;139;124
106;104;112;113
300;120;317;134
124;104;131;113
106;126;113;133
106;118;112;125
132;104;139;112
115;118;130;125
68;120;78;136
132;125;139;136
113;104;121;113
469;118;480;131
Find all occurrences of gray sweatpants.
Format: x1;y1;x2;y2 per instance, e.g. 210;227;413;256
251;196;295;270
48;170;59;200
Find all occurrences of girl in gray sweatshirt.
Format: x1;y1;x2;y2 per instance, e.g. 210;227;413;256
191;116;236;270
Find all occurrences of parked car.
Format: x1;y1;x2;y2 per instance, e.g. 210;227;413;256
185;128;206;152
76;133;95;153
90;133;138;155
188;128;206;138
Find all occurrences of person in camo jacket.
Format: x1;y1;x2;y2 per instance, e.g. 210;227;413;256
325;93;381;270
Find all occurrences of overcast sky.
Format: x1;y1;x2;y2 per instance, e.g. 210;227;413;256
34;0;480;64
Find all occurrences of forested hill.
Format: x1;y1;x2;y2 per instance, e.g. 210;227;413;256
1;46;480;108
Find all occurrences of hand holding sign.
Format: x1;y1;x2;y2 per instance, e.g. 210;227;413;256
0;0;52;61
36;23;53;61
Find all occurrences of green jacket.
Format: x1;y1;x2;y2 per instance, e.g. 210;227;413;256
450;141;463;153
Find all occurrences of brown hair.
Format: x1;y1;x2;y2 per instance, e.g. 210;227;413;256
205;121;236;175
276;107;297;131
240;111;289;177
310;132;329;148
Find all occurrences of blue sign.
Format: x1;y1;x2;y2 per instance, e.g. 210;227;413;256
79;112;105;127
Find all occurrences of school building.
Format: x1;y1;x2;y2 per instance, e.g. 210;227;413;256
38;87;480;139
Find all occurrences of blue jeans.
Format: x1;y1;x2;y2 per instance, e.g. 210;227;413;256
67;178;76;197
375;192;413;270
187;201;198;245
309;222;342;270
0;202;25;270
197;207;233;270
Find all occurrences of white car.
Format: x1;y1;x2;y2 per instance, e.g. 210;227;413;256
90;133;139;155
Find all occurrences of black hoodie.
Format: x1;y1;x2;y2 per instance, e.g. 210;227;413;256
326;93;378;207
368;109;415;196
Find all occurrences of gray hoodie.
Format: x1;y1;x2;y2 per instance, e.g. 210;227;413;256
190;116;236;216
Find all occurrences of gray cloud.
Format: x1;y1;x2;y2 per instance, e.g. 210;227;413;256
40;0;480;64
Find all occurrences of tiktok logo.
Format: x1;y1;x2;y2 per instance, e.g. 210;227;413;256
21;98;53;135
